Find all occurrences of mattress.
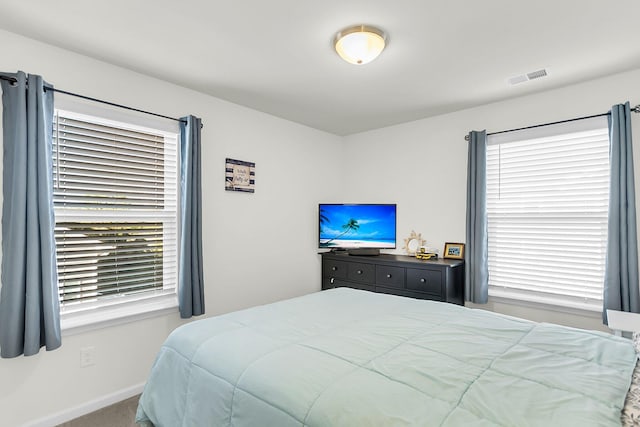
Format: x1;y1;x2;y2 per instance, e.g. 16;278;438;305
136;288;637;426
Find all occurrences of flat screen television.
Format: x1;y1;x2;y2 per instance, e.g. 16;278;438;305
319;204;396;254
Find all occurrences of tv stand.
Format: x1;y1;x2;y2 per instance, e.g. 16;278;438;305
347;248;380;256
321;252;464;305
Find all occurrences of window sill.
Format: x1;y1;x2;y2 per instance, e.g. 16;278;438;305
487;288;603;319
61;294;179;337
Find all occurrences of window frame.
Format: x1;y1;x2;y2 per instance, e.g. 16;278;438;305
52;101;181;333
485;117;610;312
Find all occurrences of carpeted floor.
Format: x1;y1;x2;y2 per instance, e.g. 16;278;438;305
56;395;140;427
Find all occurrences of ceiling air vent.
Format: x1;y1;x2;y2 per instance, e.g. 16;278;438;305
508;68;549;86
527;69;548;80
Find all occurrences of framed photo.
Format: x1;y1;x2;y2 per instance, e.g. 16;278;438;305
443;242;465;260
225;158;255;193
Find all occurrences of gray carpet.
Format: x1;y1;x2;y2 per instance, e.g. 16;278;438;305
57;395;140;427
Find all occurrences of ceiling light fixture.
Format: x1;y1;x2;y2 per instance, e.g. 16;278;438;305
334;25;387;65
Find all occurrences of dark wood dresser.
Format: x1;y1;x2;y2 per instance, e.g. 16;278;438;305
321;252;464;305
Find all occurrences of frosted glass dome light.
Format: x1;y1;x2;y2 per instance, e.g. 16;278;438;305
334;25;387;65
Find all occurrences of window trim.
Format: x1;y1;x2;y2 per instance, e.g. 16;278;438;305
52;103;181;330
481;291;604;319
488;287;601;313
61;293;178;336
486;116;610;312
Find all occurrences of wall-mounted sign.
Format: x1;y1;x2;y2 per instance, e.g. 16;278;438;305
225;158;255;193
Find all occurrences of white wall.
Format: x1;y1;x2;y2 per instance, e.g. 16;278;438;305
343;67;640;332
0;29;342;426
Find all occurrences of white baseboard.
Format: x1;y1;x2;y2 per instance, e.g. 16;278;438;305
23;382;145;427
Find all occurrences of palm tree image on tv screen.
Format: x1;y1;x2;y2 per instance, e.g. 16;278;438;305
319;204;396;249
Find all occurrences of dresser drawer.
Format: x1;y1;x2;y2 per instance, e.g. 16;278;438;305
347;262;375;283
323;259;348;279
375;265;404;288
326;278;375;292
406;268;443;295
376;286;444;302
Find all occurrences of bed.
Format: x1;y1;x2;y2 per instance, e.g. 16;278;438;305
136;288;638;426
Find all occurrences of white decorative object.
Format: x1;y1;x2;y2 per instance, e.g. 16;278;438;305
403;230;425;256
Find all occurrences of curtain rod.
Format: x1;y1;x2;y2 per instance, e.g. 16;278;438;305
0;75;199;127
464;104;640;141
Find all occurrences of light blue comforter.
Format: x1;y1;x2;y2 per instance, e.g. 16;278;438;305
136;288;636;426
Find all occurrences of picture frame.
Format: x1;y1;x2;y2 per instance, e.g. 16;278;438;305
443;242;465;260
225;158;255;193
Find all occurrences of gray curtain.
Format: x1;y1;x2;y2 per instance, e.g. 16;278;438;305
603;102;640;324
178;115;204;318
465;130;489;303
0;71;60;358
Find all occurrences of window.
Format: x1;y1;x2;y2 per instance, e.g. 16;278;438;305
486;117;609;311
53;109;179;328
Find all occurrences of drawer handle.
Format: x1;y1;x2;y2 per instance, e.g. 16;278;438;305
357;270;363;274
332;266;338;271
386;274;392;278
330;278;335;284
420;278;426;283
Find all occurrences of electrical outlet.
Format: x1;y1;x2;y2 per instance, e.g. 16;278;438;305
80;346;96;367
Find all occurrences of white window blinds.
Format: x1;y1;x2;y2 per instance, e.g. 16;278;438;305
53;110;179;308
486;117;610;311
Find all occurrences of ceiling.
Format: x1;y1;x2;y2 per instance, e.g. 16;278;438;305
0;0;639;135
